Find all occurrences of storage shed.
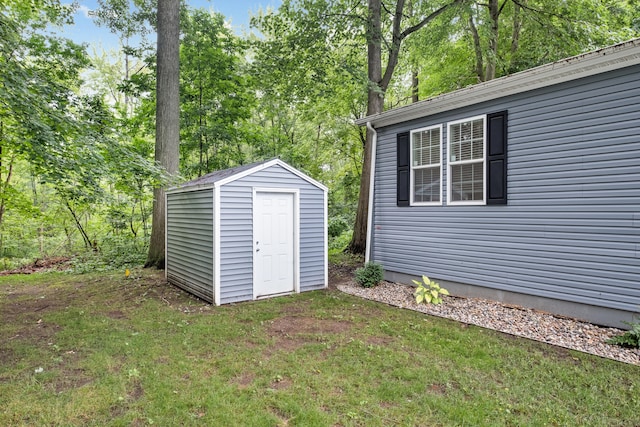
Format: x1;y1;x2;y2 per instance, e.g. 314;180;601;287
165;159;328;305
357;38;640;328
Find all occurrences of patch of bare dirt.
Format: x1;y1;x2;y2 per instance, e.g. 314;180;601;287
426;381;459;396
270;377;292;390
52;367;93;393
128;381;144;401
230;372;255;389
269;406;292;426
0;347;19;368
265;315;353;353
427;383;448;395
328;263;359;290
105;310;127;319
2;290;72;331
268;316;352;336
0;257;72;276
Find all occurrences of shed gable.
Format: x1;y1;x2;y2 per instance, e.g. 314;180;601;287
217;163;327;304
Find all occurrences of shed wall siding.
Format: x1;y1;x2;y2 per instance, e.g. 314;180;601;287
372;65;640;313
166;189;214;302
219;164;326;304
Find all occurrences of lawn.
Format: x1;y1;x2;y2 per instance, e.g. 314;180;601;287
1;268;639;426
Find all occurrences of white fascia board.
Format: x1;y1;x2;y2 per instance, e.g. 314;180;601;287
166;159;328;194
214;158;328;192
214;159;280;188
356;38;640;129
213;186;221;305
364;122;377;263
275;160;329;193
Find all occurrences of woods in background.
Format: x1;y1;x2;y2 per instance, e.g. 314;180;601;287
1;0;638;269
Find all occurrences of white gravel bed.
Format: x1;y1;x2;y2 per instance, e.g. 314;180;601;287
338;281;640;366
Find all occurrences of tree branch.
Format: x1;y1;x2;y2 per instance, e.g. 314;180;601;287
380;0;465;91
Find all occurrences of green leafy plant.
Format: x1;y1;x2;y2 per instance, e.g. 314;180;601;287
355;262;384;288
607;318;640;349
413;275;449;305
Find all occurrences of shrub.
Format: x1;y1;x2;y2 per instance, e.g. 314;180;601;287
355;262;384;288
329;229;352;252
607;318;640;349
413;275;449;305
328;217;350;238
69;235;148;273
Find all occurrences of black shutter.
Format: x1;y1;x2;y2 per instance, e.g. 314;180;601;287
397;131;410;206
486;111;508;205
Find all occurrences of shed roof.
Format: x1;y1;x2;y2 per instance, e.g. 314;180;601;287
168;158;328;193
355;38;640;128
179;159;271;187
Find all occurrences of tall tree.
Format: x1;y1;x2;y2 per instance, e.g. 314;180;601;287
146;0;180;268
180;8;254;177
254;0;465;254
348;0;464;253
411;0;640;96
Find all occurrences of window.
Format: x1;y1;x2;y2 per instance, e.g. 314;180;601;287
447;116;485;204
396;110;507;207
410;125;442;205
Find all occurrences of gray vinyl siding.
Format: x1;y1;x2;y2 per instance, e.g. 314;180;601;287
218;164;326;304
372;65;640;313
166;189;214;302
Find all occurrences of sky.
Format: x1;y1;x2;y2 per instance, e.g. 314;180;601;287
58;0;282;50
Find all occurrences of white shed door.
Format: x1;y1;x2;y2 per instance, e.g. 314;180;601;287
254;191;295;297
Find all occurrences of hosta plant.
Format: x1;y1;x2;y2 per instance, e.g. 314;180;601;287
413;275;449;305
607;318;640;349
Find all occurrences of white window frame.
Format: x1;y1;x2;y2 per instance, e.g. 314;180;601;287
447;115;486;205
410;124;443;206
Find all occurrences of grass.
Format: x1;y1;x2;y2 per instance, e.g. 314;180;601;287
1;269;639;426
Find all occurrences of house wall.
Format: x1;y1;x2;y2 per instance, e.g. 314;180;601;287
166;189;214;302
219;164;326;304
371;65;640;327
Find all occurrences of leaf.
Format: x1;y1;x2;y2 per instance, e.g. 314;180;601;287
440;288;449;296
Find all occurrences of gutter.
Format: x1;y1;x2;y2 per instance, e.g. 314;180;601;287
365;121;377;263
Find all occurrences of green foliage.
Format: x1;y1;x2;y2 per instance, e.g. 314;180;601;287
328;216;350;238
329;229;352;252
607;318;640;349
179;8;255;177
69;235;148;273
413;275;449;305
355;262;384;288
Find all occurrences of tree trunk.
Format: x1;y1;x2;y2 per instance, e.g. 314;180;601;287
347;0;384;254
146;0;181;269
347;0;462;254
65;201;92;249
485;0;500;81
411;70;419;102
509;0;522;71
469;13;485;82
